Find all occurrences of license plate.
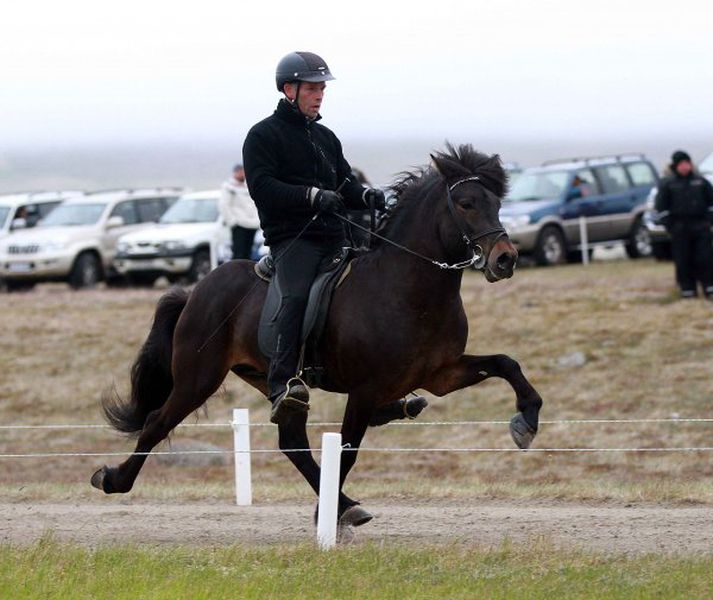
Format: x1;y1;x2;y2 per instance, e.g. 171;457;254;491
8;262;32;273
129;259;157;269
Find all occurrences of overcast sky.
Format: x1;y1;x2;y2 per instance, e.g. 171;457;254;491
2;0;712;151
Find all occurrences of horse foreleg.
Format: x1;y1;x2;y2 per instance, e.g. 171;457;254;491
277;414;359;516
423;354;543;449
335;393;375;527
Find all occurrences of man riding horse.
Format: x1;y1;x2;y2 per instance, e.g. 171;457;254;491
242;51;386;425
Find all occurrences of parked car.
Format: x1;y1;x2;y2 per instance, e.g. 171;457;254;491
0;188;181;290
113;190;232;286
499;154;659;265
0;191;82;238
643;151;713;260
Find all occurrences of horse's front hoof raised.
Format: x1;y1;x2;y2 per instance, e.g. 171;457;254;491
509;412;537;450
340;505;373;528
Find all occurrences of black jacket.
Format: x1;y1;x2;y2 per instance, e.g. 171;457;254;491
242;99;367;246
655;172;713;228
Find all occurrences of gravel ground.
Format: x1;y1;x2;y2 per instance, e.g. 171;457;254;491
2;500;712;555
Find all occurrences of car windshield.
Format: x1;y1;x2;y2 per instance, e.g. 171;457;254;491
40;203;107;226
699;152;713;175
0;206;10;229
506;170;570;202
160;197;218;224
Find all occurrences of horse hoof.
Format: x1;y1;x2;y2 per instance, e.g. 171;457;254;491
90;466;108;491
405;396;428;419
340;505;373;528
509;412;536;450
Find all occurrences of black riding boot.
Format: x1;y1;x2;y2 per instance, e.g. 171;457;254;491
266;237;344;424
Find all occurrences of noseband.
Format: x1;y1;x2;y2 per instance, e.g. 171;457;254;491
446;176;507;270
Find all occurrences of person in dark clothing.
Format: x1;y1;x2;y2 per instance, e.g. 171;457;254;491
655;150;713;299
242;51;386;424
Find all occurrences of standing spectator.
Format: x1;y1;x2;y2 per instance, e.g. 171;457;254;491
655;150;713;299
220;164;260;259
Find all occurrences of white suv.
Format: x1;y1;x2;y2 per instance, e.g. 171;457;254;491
113;190;231;286
0;189;181;289
0;191;83;238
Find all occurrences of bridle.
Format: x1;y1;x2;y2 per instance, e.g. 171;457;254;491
445;175;508;270
332;174;508;272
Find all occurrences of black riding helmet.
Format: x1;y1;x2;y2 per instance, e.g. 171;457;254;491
275;51;335;92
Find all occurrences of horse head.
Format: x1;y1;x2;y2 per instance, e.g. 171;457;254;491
430;144;518;281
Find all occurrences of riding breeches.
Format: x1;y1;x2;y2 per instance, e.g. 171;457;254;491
266;236;345;401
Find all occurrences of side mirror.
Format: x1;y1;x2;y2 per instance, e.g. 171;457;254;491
106;215;125;229
10;218;27;230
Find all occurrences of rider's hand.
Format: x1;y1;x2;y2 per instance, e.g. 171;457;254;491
312;189;345;214
363;188;386;211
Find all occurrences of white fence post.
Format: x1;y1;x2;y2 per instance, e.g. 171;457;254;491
317;432;342;549
210;240;219;271
232;408;252;506
579;216;590;265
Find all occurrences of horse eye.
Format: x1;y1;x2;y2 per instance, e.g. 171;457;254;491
458;198;476;210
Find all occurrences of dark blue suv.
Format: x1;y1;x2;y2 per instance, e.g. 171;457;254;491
500;155;659;265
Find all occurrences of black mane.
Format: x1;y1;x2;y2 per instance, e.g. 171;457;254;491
377;143;508;242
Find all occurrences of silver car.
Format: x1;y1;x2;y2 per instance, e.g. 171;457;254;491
0;189;180;289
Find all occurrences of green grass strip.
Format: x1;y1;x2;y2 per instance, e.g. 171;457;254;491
1;535;712;599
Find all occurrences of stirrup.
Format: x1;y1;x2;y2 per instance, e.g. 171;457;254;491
270;377;310;425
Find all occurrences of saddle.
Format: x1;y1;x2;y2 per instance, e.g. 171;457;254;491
255;247;354;387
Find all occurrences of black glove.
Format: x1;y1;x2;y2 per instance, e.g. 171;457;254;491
312;189;344;214
363;188;386;211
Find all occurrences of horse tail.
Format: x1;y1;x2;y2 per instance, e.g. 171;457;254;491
102;287;189;435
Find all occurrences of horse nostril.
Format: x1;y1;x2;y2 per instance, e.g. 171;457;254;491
496;252;515;273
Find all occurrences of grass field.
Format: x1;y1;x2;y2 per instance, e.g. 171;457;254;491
2;536;713;600
1;257;711;504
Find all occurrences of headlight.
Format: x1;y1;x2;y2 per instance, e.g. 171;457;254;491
116;242;131;254
501;215;531;232
160;240;187;252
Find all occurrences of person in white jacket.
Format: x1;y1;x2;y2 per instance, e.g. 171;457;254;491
219;164;260;259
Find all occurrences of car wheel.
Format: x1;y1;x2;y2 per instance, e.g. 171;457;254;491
652;241;672;261
534;226;566;266
69;252;102;289
625;217;652;259
189;249;211;283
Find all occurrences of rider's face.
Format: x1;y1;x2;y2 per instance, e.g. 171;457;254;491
285;81;326;119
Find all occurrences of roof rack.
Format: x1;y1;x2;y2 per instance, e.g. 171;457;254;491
85;187;184;196
542;153;647;167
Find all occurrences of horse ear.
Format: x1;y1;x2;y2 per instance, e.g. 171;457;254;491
430;154;442;175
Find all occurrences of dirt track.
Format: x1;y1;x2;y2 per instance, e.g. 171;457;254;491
2;501;712;554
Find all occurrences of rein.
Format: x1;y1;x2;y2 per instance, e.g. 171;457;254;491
334;175;507;271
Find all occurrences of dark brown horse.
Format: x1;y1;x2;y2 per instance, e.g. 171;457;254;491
91;144;542;527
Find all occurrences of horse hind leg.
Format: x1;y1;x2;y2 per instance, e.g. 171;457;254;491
92;363;230;494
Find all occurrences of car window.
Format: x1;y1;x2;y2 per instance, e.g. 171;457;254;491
136;198;165;223
593;165;630;194
572;169;601;196
626;163;656;187
0;206;10;229
506;170;570;202
41;203;107;226
110;200;139;225
160;197;219;224
38;202;61;219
